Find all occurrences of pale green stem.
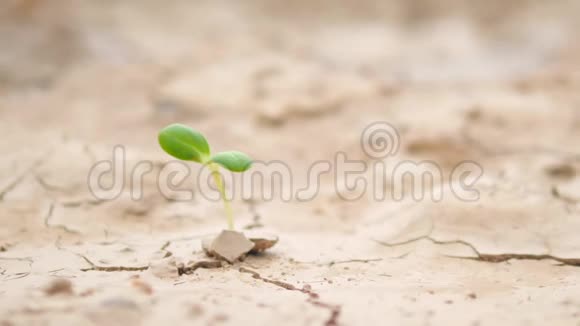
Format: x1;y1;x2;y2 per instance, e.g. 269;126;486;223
208;163;234;230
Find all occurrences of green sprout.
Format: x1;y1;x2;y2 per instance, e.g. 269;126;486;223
158;123;252;230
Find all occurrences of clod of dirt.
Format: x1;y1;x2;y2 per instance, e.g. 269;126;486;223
44;278;73;296
245;231;279;253
189;304;204;317
545;164;576;179
202;230;255;263
130;278;153;295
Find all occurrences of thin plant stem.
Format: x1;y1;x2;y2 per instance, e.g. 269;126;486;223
209;163;234;230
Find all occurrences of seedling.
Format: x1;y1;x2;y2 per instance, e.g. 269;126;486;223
158;123;252;230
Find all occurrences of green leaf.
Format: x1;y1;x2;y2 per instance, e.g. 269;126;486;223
158;124;210;163
210;151;252;172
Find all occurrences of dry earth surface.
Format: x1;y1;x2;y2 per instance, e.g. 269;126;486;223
1;0;580;325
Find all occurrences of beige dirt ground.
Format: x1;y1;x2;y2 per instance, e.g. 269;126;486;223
1;0;580;325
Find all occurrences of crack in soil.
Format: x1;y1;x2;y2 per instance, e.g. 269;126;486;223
160;241;171;252
157;241;175;259
78;254;149;272
0;149;54;201
238;267;341;326
34;174;70;193
0;256;34;280
43;201;81;234
551;186;580;205
373;216;580;267
177;261;223;275
327;258;382;266
295;258;383;267
60;198;105;208
375;235;580;266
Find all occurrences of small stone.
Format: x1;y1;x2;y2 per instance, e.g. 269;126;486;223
189;304;204;317
545;164;575;179
207;230;254;264
131;279;153;295
44;278;73;296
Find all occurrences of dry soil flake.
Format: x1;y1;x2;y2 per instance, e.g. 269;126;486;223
203;230;278;263
245;231;279;253
203;230;255;263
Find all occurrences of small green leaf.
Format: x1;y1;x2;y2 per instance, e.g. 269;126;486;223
158;124;210;163
210;151;252;172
